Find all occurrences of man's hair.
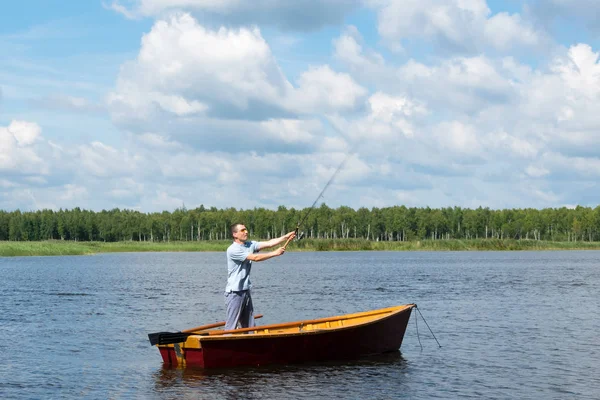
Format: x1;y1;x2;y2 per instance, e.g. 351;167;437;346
230;223;244;236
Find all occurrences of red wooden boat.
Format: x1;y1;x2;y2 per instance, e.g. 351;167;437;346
149;304;415;368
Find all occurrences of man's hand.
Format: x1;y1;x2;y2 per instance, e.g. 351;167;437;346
282;231;296;250
274;246;286;256
257;231;297;252
284;231;296;240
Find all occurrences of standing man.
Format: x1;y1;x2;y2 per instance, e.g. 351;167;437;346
225;223;295;331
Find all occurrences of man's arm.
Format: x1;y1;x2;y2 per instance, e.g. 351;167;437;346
246;247;286;262
257;231;296;250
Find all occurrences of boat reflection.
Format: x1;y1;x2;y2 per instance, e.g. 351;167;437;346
153;351;408;392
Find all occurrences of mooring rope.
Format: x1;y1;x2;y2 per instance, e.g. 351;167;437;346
414;306;423;350
415;304;442;348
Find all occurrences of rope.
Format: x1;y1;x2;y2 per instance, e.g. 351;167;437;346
415;304;442;348
414;306;423;350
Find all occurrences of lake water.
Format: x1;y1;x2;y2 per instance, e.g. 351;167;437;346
1;250;599;399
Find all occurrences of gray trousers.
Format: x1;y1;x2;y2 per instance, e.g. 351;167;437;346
224;290;255;331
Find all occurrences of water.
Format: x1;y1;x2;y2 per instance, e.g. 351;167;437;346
1;251;599;399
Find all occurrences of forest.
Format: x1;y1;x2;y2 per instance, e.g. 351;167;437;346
1;204;599;243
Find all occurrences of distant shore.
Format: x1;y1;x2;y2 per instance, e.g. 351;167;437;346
2;238;600;256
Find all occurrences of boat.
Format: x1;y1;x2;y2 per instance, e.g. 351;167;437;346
148;304;415;368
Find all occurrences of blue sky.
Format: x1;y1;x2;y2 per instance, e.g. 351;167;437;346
2;0;600;212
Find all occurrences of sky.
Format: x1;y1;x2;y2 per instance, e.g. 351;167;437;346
2;0;600;212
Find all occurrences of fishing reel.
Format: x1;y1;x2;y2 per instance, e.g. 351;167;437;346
294;225;305;241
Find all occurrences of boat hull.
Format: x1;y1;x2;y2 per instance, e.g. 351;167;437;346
157;304;414;368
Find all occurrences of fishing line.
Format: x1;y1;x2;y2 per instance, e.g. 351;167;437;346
281;151;353;250
294;152;354;238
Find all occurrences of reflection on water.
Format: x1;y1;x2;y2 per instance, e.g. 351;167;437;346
153;352;408;399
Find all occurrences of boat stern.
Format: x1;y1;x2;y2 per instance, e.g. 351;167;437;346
156;335;205;367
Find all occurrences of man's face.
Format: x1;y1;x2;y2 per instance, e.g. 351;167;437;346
234;225;248;241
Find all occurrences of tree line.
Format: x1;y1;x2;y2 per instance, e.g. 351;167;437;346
1;204;599;242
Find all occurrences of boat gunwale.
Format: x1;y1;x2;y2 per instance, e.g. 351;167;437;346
163;304;415;345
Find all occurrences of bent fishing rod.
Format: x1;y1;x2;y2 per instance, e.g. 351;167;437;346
283;153;352;249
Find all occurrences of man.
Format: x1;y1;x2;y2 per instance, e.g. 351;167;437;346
225;223;296;331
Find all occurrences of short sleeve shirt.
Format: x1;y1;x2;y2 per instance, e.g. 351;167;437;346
225;241;260;292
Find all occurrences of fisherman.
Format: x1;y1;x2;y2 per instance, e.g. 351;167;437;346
225;223;295;331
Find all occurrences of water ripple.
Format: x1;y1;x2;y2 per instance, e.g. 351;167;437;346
1;251;599;399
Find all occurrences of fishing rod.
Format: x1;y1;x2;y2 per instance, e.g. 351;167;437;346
283;153;352;249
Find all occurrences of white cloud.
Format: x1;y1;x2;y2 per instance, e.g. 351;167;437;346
525;165;549;178
110;13;367;119
531;188;560;204
365;92;428;139
107;178;145;200
112;34;600;210
551;44;600;98
484;13;541;51
0;179;17;189
0;120;46;174
60;184;89;201
434;121;481;155
135;133;183;150
324;39;600;209
146;93;208;116
369;92;426;121
317;136;350;153
78;141;139;178
150;189;186;210
109;14;289;117
486;131;538;159
397;55;516;114
7;120;41;146
394;189;420;205
108;0;359;30
512;44;600;157
544;152;600;177
259;119;319;145
333;26;386;77
158;152;230;180
24;176;47;185
368;0;545;53
289;65;367;113
108;13;364;156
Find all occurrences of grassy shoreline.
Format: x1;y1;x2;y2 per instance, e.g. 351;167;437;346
2;238;600;256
